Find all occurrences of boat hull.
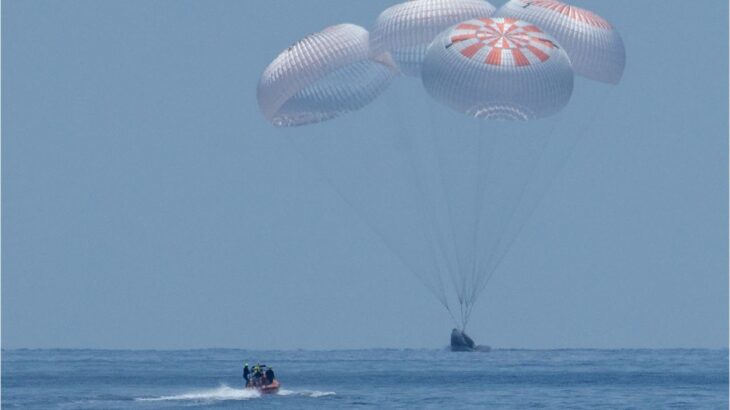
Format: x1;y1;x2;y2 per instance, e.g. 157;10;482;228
247;380;280;394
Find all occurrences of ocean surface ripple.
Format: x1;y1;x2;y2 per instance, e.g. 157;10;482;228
2;348;727;409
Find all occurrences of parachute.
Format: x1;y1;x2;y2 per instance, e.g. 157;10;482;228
421;17;574;120
370;0;496;76
257;24;397;127
494;0;625;84
257;0;624;331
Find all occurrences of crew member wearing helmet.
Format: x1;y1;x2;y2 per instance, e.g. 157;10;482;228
265;367;276;384
242;363;250;386
252;363;263;386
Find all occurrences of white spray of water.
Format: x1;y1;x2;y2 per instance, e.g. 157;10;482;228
309;390;337;398
277;388;336;398
136;385;260;402
136;385;336;402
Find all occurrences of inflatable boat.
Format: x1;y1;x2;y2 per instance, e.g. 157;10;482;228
247;380;280;394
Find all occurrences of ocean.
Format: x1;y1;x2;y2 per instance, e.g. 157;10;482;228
2;348;727;409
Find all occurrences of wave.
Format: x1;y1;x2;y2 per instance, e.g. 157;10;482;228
136;385;336;402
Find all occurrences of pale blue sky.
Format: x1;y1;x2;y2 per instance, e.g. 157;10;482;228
3;0;727;349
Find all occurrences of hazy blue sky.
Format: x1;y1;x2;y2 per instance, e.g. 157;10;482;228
3;0;727;349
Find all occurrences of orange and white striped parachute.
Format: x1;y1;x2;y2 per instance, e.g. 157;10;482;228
421;17;574;120
494;0;625;84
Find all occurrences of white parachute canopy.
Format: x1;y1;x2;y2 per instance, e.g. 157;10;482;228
370;0;496;77
494;0;625;84
257;23;397;127
421;17;574;120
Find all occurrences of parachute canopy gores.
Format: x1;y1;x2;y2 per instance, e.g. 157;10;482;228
370;0;496;77
257;24;397;127
421;17;574;120
495;0;625;84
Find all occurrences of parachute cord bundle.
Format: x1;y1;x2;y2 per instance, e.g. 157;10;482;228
385;82;462;327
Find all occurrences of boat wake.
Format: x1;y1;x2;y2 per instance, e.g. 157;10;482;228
136;385;260;402
136;384;336;402
278;388;336;398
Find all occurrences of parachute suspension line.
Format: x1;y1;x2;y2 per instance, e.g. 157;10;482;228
384;85;459;317
429;113;481;329
398;133;462;312
388;85;470;319
469;92;614;317
464;125;480;325
460;126;555;322
462;124;519;324
420;98;467;307
284;133;452;318
432;122;468;313
467;124;556;316
463;120;499;322
425;106;474;328
444;301;460;329
478;126;554;275
392;135;454;316
426;110;478;331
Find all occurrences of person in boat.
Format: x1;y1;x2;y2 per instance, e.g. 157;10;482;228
243;363;250;386
265;367;275;384
252;363;263;386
